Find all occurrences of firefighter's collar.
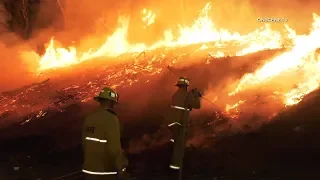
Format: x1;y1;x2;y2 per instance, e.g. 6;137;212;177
105;108;117;116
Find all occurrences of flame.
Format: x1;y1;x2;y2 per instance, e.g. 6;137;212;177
229;13;320;107
33;3;320;115
226;100;246;113
141;8;156;28
37;3;286;70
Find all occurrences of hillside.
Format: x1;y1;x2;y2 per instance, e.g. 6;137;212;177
0;49;320;179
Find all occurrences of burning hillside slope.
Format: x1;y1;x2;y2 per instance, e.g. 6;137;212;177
0;48;281;131
1;3;320;138
1;56;320;179
1;2;320;179
32;3;320;113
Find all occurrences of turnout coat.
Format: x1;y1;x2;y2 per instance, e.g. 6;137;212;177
82;107;128;180
167;88;201;170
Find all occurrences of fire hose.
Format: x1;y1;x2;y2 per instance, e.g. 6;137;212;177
51;171;136;180
165;64;243;132
166;65;228;114
51;171;82;180
52;51;240;180
131;51;242;130
132;51;228;113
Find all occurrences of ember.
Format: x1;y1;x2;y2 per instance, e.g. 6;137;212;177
33;4;320;114
1;2;320;129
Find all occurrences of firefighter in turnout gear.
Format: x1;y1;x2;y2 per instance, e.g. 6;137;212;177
167;77;201;179
82;87;131;180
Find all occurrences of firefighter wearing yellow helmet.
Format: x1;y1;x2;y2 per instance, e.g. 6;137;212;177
82;87;131;180
167;77;201;179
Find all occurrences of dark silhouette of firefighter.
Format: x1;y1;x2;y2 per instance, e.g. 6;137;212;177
82;87;131;180
167;77;201;179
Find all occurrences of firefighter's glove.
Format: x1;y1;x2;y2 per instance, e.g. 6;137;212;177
117;168;133;180
191;88;202;97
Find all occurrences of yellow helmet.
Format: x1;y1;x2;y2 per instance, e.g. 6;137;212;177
93;87;119;103
175;77;190;86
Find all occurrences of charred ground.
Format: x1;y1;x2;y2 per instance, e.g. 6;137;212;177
0;50;320;179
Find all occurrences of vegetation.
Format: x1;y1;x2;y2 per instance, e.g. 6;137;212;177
2;0;63;39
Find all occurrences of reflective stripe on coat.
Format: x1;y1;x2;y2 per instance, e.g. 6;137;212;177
82;108;128;174
167;88;201;169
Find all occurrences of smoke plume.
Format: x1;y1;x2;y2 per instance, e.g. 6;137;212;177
0;2;35;92
1;0;320;93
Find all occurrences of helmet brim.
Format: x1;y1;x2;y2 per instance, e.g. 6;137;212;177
93;97;101;102
93;97;119;104
175;84;189;86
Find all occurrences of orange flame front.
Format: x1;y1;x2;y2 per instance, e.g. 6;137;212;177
30;3;320;115
229;14;320;107
37;3;286;70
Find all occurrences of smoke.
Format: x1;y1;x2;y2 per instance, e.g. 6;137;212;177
0;2;37;92
202;0;320;34
0;0;319;92
0;0;319;106
41;0;320;50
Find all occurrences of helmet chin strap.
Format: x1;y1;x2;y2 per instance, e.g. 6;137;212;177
99;99;115;109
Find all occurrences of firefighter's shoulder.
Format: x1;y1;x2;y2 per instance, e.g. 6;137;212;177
177;90;188;96
85;108;113;121
102;109;119;129
85;108;118;121
101;109;118;124
85;108;103;119
105;108;117;116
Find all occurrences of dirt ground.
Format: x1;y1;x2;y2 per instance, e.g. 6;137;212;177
1;95;320;180
0;50;320;180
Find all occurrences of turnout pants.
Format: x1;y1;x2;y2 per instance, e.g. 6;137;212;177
170;125;186;170
168;168;179;180
86;174;118;180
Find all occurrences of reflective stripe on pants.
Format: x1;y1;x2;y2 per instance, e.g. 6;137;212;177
85;137;107;143
82;169;117;175
168;122;182;127
169;165;180;169
171;105;190;111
